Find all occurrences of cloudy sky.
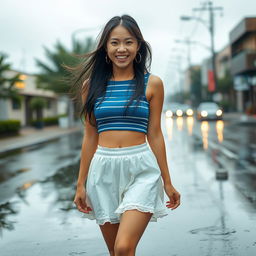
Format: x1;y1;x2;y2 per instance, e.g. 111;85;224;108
0;0;255;93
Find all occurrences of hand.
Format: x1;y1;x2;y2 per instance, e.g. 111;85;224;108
164;184;181;210
73;186;92;214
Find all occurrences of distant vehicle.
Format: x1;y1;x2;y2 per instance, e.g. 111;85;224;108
197;102;223;120
166;103;183;117
179;104;194;117
165;103;194;117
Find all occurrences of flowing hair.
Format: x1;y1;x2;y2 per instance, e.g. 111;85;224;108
66;14;152;127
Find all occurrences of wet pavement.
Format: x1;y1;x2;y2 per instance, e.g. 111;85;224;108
0;114;256;255
0;125;82;155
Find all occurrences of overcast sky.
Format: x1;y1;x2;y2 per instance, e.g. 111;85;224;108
0;0;255;94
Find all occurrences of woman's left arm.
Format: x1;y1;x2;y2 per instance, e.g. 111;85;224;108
146;75;180;210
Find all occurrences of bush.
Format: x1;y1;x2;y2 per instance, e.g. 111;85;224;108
43;116;59;126
29;97;47;110
0;119;21;135
31;114;67;127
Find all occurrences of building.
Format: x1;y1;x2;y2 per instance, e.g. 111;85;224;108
200;45;234;107
230;17;256;113
0;69;66;126
215;45;231;80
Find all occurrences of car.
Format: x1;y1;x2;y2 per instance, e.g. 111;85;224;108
165;103;194;118
197;102;223;121
166;103;183;117
179;104;194;117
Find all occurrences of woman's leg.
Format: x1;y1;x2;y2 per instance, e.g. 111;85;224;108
99;222;120;256
114;210;153;256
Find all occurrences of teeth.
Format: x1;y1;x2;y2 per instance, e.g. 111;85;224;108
116;56;128;59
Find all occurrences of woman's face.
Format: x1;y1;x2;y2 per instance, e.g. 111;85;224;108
106;25;139;70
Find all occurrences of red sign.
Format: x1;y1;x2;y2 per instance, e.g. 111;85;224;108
208;70;215;92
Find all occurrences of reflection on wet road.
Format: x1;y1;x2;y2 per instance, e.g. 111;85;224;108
0;115;256;256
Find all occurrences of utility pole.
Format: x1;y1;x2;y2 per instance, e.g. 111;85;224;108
193;1;223;94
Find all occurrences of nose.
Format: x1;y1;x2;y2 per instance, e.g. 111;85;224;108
117;43;127;52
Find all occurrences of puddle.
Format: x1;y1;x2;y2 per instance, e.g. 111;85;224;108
190;225;236;236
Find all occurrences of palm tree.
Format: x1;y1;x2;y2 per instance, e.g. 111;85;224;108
35;38;94;127
0;53;21;100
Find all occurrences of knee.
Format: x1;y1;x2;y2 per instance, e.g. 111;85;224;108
114;240;134;256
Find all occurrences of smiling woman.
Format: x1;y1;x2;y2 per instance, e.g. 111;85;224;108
106;26;140;72
66;14;181;256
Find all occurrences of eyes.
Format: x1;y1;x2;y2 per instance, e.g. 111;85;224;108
110;41;133;46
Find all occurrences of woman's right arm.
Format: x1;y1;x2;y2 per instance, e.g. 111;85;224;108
74;80;99;213
76;119;98;189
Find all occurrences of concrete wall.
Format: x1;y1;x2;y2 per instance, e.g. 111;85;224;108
7;97;26;125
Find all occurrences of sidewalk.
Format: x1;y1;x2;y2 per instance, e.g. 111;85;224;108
0;124;83;155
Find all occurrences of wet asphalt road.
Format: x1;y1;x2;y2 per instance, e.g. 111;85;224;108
0;114;256;256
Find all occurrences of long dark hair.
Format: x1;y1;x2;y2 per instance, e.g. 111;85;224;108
67;14;152;127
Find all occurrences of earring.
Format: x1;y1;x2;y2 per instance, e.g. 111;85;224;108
105;54;111;64
135;52;142;63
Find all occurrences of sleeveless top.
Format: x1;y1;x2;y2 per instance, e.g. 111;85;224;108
93;72;150;134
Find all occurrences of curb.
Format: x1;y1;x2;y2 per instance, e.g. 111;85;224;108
0;126;83;156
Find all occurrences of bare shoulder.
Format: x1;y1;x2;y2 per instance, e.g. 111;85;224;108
148;74;163;84
147;74;164;101
148;74;164;90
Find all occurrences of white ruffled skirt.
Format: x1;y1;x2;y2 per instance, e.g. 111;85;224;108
83;142;168;225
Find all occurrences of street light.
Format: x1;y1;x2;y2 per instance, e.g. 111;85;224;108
180;16;210;31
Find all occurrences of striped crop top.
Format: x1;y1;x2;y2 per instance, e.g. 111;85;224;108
94;72;150;134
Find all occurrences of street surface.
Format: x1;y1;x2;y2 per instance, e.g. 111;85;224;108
0;114;256;256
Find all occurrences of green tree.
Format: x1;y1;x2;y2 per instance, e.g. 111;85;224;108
217;70;235;112
0;53;21;100
217;70;233;94
30;97;47;128
35;38;94;94
190;67;202;107
30;97;47;121
35;37;94;126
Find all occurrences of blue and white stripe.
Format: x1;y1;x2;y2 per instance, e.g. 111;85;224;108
94;73;150;134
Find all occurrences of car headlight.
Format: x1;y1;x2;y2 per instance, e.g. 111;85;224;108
186;109;193;116
166;110;173;118
201;111;208;117
176;109;183;117
216;109;222;116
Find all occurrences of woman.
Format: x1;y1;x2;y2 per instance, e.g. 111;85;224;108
72;14;180;256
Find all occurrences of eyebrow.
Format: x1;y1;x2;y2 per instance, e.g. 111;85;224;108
110;37;134;40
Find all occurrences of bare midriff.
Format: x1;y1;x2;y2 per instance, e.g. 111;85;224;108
96;77;151;148
98;130;147;148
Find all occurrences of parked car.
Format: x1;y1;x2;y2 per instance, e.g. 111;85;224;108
197;102;223;120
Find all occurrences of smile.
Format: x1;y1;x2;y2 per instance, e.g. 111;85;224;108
116;55;129;60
